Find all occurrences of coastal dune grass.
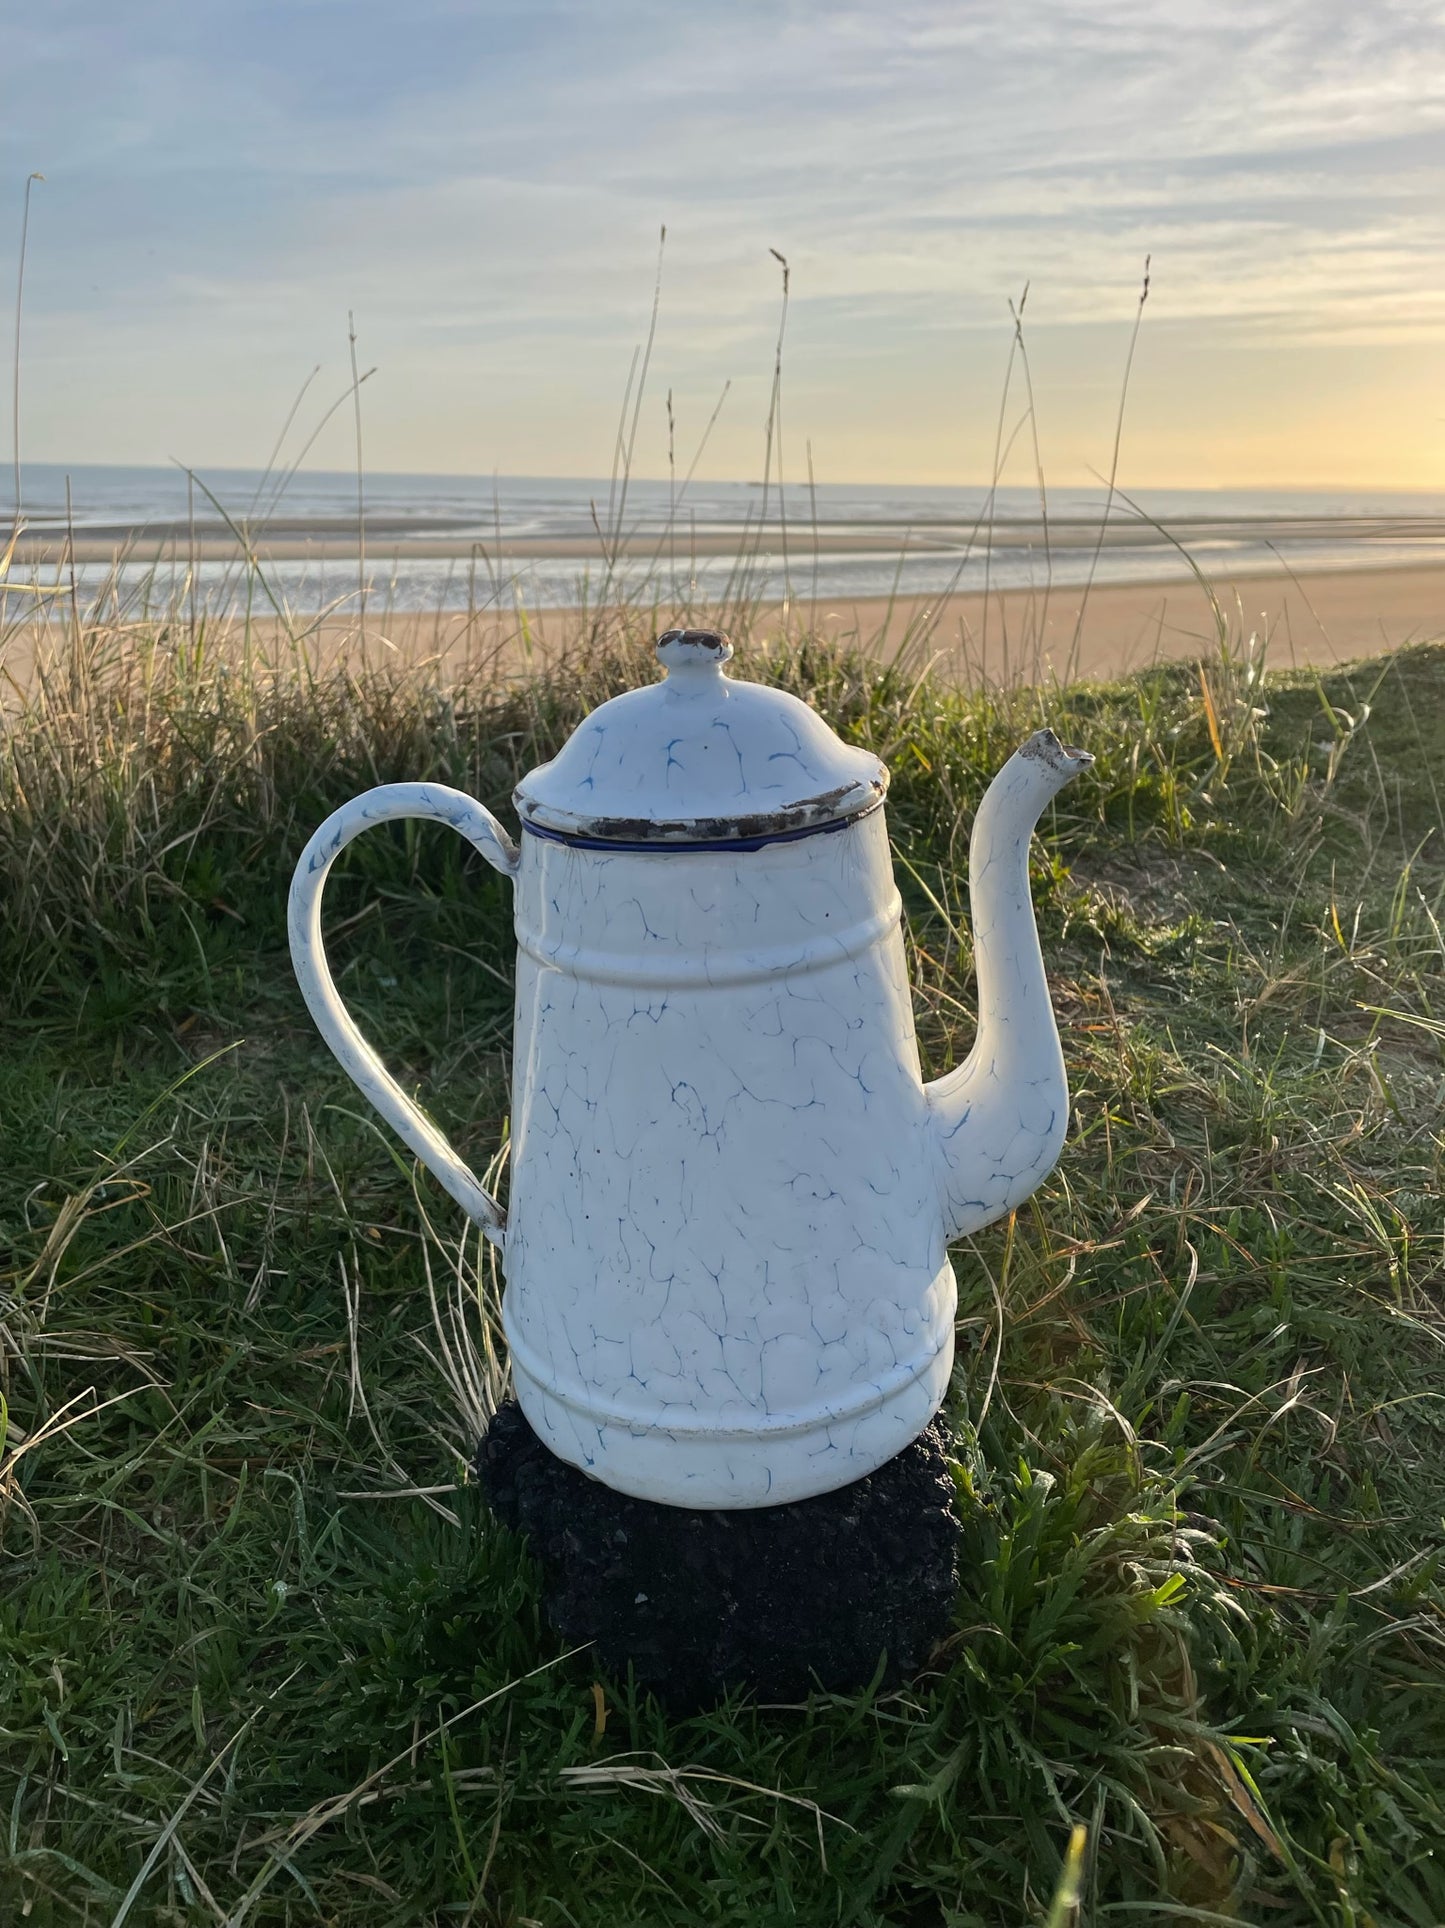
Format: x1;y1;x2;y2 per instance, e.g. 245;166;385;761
1;586;1443;1924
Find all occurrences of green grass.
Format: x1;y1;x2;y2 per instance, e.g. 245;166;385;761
1;603;1443;1925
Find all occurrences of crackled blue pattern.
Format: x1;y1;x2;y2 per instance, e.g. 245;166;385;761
289;696;1091;1507
501;808;955;1506
515;636;887;842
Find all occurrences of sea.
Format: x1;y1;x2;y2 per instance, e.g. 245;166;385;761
7;463;1445;617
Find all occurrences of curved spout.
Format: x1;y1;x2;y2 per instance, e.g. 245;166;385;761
925;729;1092;1243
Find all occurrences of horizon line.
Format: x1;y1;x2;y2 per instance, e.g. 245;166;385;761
11;459;1445;498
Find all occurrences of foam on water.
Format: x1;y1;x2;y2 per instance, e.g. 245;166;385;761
9;465;1445;614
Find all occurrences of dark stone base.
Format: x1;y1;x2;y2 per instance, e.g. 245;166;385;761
476;1401;962;1712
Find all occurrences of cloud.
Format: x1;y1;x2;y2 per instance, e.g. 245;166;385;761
6;0;1444;474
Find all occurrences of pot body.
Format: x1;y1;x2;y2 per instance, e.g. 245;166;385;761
502;805;955;1507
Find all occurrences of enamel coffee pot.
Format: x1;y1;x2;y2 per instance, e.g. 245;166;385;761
289;630;1091;1507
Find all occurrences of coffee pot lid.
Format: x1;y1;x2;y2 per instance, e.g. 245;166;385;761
513;629;888;847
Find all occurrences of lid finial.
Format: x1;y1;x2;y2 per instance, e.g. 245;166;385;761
656;628;733;675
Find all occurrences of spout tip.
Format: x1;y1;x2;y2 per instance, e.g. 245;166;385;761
1020;727;1093;781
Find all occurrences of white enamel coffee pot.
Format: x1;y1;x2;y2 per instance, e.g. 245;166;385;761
289;630;1091;1508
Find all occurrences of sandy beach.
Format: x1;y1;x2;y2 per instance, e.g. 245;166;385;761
15;511;1445;570
813;561;1445;682
5;560;1442;692
9;480;1445;690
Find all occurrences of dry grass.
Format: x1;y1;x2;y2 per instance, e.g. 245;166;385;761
0;565;1442;1922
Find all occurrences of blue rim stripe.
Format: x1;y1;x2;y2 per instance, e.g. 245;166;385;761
521;799;881;854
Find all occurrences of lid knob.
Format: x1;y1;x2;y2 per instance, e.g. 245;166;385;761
656;628;734;677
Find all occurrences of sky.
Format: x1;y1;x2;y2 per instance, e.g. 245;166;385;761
5;0;1445;489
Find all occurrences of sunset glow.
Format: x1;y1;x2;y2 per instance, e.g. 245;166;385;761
7;1;1444;488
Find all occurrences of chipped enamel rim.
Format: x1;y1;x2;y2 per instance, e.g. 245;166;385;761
517;790;887;852
512;624;889;846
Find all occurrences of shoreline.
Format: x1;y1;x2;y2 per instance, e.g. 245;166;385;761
5;560;1442;691
13;524;1445;568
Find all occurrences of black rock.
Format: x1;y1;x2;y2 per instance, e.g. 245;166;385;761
477;1400;962;1712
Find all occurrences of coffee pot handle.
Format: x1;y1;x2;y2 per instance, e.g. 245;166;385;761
288;783;519;1248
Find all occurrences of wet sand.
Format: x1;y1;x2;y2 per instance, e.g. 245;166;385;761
13;508;1445;570
5;561;1442;691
